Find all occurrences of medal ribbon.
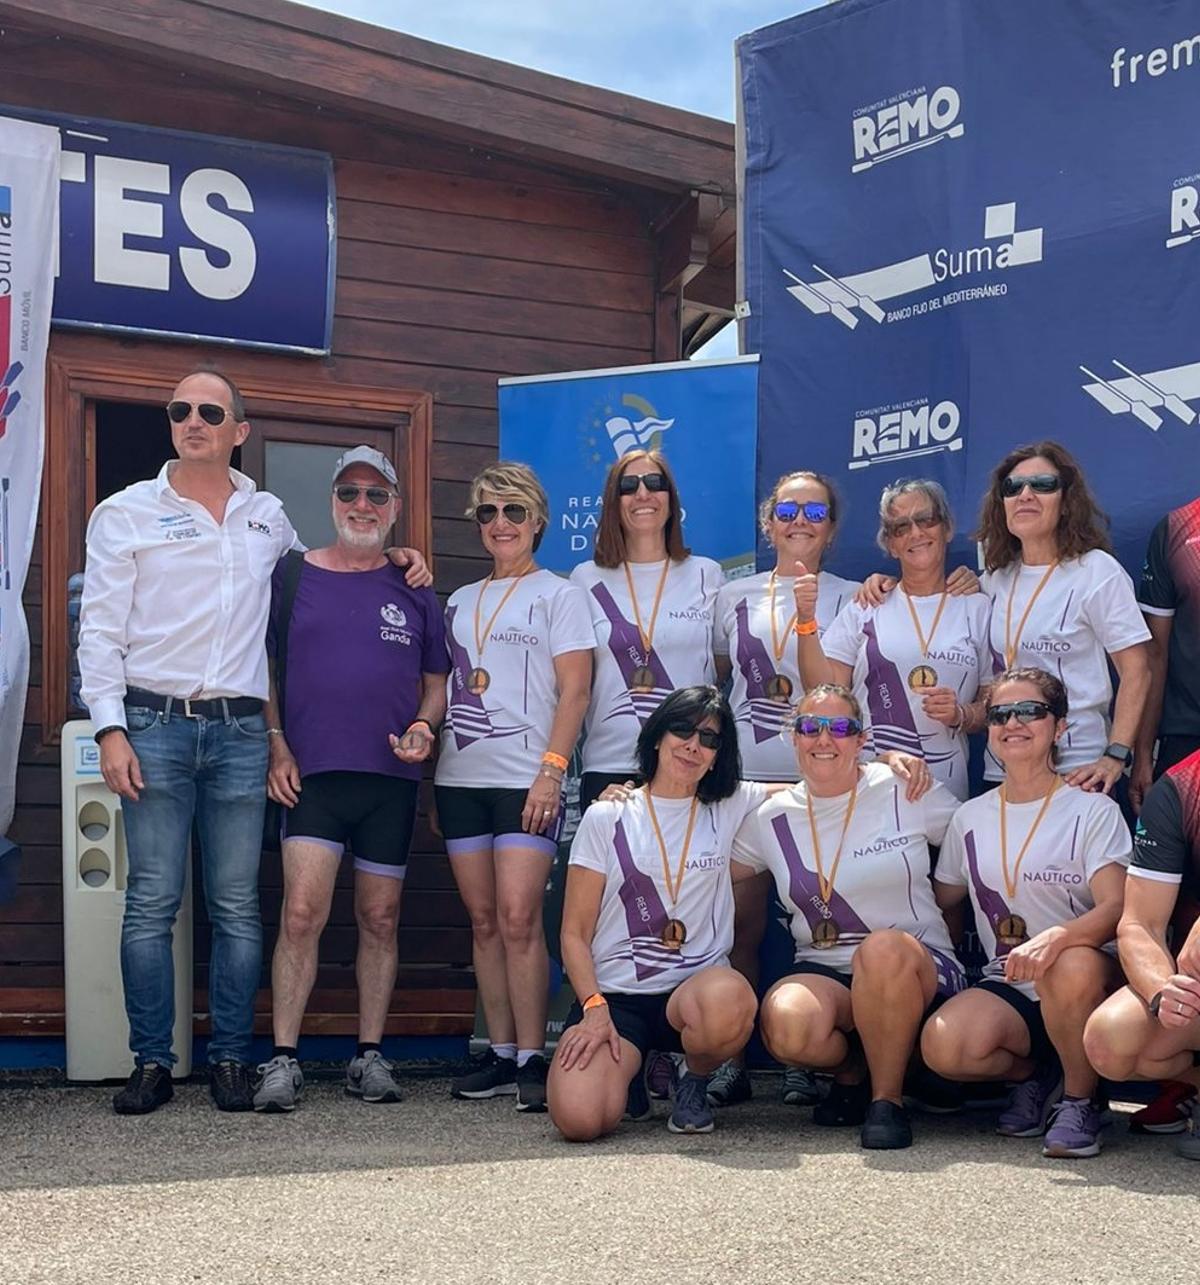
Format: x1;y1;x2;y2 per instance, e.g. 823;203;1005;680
805;776;859;908
473;562;535;662
622;559;671;665
768;571;803;664
1003;562;1059;669
902;583;949;658
644;789;701;912
998;775;1062;899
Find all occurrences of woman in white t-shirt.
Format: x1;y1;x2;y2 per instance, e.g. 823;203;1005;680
975;440;1150;792
731;683;965;1151
435;463;596;1112
547;686;771;1142
798;478;994;801
569;450;723;810
923;667;1131;1160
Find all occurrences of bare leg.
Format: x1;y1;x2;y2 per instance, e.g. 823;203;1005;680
921;988;1033;1083
494;841;554;1052
760;973;856;1075
665;967;758;1074
353;869;404;1045
448;845;514;1046
271;840;340;1047
1036;946;1118;1098
548;1035;641;1142
725;872;771;1071
1086;986;1200;1087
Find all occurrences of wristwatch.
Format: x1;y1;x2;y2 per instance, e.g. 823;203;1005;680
1103;742;1133;766
1148;990;1165;1018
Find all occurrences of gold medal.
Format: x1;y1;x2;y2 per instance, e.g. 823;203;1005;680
812;918;840;950
765;673;794;703
471;563;535;697
466;666;490;695
995;914;1029;947
907;664;939;691
629;665;656;692
660;919;687;951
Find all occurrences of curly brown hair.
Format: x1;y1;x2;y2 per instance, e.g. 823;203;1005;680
974;440;1112;573
593;449;690;569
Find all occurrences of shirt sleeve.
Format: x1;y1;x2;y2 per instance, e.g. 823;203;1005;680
1137;517;1175;617
420;588;451;674
820;599;864;668
265;557;285;660
918;782;960;847
548;583;598;657
731;807;768;873
712;584;734;658
1081;793;1133;882
970;596;1000;689
568;803;616;874
78;502;140;732
1129;775;1186;884
933;811;969;887
1080;554;1153;653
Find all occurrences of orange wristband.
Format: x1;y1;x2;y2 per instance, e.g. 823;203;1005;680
542;751;569;772
582;992;608;1011
794;618;818;637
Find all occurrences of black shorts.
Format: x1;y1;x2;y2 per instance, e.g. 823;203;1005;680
283;771;417;878
976;979;1054;1064
785;960;954;1017
563;989;683;1059
579;771;642;812
435;785;563;853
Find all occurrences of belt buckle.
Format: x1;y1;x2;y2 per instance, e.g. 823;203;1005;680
182;698;201;719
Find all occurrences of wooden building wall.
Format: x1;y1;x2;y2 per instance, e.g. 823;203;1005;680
0;23;671;1036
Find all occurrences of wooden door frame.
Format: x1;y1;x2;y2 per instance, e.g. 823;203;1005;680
43;352;433;745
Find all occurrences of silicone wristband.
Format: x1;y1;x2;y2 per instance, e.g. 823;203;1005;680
582;992;608;1012
794;618;818;637
542;751;570;772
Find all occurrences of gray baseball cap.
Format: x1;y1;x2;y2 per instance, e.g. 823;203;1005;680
332;445;398;487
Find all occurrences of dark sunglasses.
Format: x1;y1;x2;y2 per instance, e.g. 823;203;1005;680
665;719;722;751
1000;473;1062;498
475;502;530;525
773;499;830;524
884;511;942;538
618;471;668;496
795;714;863;738
334;484;395;507
166;400;230;426
985;700;1055;727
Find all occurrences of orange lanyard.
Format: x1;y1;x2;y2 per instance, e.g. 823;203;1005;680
902;584;949;657
805;777;859;906
473;564;533;660
768;572;802;663
644;790;701;910
1004;562;1058;669
999;776;1061;899
622;559;671;659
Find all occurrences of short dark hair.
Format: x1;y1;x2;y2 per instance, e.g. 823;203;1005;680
185;365;246;421
987;665;1068;765
593;449;690;569
636;685;741;804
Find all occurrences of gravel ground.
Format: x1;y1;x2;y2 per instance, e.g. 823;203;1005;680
1;1074;1196;1285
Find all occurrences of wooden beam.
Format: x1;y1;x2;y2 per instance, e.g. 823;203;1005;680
653;287;682;363
683;265;736;314
0;0;735;196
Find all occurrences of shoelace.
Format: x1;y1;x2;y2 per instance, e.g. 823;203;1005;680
1005;1077;1046;1117
1046;1096;1094;1133
675;1073;707;1115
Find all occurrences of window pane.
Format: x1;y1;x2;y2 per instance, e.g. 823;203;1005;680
264;441;343;550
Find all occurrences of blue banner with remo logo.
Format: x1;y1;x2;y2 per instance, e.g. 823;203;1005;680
739;0;1200;579
498;356;758;576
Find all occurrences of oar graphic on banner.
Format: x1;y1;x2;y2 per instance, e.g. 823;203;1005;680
1111;359;1196;425
850;124;965;174
811;264;887;324
1078;365;1162;431
783;268;859;329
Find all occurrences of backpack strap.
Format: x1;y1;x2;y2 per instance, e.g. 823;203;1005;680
273;549;306;732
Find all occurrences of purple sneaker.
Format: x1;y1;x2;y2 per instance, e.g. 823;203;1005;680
1042;1096;1103;1158
646;1050;679;1100
996;1063;1063;1137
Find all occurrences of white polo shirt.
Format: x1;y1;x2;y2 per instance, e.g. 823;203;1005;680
79;463;298;732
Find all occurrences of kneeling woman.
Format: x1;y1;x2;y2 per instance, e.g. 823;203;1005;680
548;686;768;1141
731;684;964;1151
922;667;1131;1159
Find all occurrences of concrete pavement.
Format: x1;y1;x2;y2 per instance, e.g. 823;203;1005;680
1;1074;1196;1285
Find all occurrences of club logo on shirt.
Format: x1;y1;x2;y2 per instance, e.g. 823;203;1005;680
379;602;413;646
246;519;272;536
1023;869;1083;886
381;603;407;628
158;513;201;542
853;836;910;859
669;607;712;622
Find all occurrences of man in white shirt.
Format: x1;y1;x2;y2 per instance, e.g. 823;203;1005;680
80;368;296;1114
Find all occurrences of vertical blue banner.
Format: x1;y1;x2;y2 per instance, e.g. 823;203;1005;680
498;356;759;575
739;0;1200;579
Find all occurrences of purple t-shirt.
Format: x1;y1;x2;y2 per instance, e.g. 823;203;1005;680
267;558;448;780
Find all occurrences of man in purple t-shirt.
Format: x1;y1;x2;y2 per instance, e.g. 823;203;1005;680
253;446;448;1113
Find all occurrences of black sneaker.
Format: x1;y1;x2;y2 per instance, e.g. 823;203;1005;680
813;1078;870;1127
861;1099;914;1150
113;1063;174;1116
210;1060;254;1112
451;1048;518;1099
624;1064;652;1122
516;1054;549;1113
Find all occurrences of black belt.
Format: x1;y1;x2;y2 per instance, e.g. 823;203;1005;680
125;688;263;720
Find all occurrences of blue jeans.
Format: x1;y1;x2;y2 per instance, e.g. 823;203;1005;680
120;704;268;1066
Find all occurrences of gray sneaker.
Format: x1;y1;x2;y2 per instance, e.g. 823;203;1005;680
254;1055;303;1113
1177;1098;1200;1161
346;1049;403;1103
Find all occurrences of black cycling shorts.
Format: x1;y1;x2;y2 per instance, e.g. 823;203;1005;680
562;989;683;1059
283;771;417;879
435;785;563;853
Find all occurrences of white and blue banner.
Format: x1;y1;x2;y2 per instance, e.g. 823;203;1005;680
2;105;334;354
0;115;59;834
739;0;1200;578
498;355;759;575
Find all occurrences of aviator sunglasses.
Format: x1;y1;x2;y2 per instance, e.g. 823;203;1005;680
773;499;830;524
334;484;396;507
665;719;722;751
985;700;1055;727
1000;473;1062;498
795;714;863;738
617;471;668;496
475;502;530;525
166;400;231;426
884;510;942;538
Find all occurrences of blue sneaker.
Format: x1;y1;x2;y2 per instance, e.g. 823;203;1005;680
997;1063;1063;1138
1042;1096;1103;1158
667;1070;715;1134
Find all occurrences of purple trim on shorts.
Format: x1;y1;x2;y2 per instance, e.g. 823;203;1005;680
494;831;558;857
353;856;407;880
282;835;344;856
445;836;492;857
